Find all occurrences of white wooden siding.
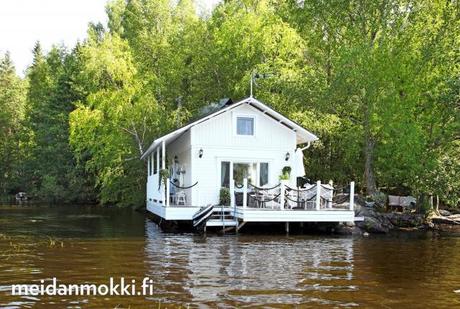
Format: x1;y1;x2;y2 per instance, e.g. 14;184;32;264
190;104;297;206
147;131;192;203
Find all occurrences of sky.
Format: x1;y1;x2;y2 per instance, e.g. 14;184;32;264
0;0;220;76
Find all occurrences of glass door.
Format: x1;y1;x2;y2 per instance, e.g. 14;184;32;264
233;163;257;186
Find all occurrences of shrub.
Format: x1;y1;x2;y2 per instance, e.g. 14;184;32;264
219;187;230;206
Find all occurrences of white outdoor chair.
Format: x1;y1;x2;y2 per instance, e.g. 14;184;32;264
176;191;187;206
262;192;275;209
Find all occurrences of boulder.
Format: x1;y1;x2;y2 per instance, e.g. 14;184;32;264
353;195;434;234
354;202;376;218
335;222;360;235
356;216;391;233
354;202;427;233
385;213;425;228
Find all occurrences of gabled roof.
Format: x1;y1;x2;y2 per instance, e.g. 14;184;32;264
140;97;318;160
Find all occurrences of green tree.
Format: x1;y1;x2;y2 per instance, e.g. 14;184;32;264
0;52;26;198
70;30;161;206
279;0;459;203
24;42;95;203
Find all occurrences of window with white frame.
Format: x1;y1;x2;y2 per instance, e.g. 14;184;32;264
236;117;254;136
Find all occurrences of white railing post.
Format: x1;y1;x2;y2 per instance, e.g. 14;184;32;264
243;178;248;208
156;148;160;172
230;180;235;207
316;180;321;210
166;178;170;207
328;180;333;209
195;183;198;207
161;140;166;169
280;180;285;210
349;181;355;211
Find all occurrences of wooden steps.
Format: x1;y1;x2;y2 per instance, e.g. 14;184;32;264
206;207;238;228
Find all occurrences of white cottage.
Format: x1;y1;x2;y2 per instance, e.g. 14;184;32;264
141;97;355;229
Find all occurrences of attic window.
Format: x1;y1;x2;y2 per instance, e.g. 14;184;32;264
236;117;254;136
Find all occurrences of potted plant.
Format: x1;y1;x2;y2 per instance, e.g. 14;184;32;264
219;187;231;206
159;168;170;191
279;166;291;180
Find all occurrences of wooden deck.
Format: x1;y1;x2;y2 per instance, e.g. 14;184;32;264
147;201;355;225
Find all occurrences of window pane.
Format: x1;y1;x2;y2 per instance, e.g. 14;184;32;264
234;163;256;185
237;117;254;135
260;163;269;186
159;150;163;170
221;161;230;188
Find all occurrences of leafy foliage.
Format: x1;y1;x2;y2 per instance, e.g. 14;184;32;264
0;53;26;199
0;0;458;208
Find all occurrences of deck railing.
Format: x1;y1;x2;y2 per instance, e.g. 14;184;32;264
165;178;198;207
233;178;355;211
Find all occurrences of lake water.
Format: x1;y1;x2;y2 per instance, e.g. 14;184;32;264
0;205;459;308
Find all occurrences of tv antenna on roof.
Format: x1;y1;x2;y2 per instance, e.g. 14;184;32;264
250;71;274;97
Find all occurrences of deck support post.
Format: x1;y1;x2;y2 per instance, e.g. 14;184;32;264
166;178;170;207
316;180;321;210
286;222;289;234
243;178;248;208
349;181;355;211
279;180;286;210
237;221;246;232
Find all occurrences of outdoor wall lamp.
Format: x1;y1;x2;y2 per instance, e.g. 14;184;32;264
199;148;204;158
285;152;290;161
174;155;179;164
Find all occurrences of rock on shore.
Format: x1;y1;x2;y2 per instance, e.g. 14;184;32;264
354;202;425;234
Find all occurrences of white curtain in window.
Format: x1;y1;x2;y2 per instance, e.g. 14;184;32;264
237;117;254;135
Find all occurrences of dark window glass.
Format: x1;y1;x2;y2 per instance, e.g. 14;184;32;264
153;151;158;174
260;163;269;186
221;161;230;188
148;156;152;176
159;150;163;170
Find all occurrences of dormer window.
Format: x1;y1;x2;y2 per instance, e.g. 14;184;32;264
236;117;254;136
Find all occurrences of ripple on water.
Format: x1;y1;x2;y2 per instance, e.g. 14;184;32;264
1;206;460;308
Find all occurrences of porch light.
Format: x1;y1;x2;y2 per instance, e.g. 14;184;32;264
174;155;179;164
199;148;204;158
285;152;290;161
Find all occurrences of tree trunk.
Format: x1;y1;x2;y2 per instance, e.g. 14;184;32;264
364;135;377;196
363;101;377;196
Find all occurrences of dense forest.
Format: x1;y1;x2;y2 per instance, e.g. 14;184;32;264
0;0;458;208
